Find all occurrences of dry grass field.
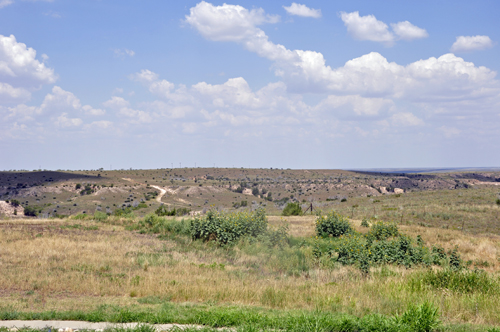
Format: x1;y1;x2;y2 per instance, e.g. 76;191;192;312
1;213;500;330
1;169;500;331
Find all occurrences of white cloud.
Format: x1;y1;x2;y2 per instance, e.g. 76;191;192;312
0;34;57;93
113;48;135;58
40;86;81;113
340;11;394;45
82;105;105;116
187;4;498;103
0;82;30;103
102;96;130;110
3;103;39;121
391;21;428;40
451;35;493;52
315;95;394;117
185;1;279;43
131;69;159;83
103;96;152;123
283;3;321;18
0;0;13;8
54;112;82;128
112;87;124;95
390;112;424;126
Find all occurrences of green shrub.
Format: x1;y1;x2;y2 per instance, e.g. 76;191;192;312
369;235;427;268
23;206;38;217
190;208;267;245
333;234;367;265
155;205;190;216
496;198;500;205
366;221;399;240
9;199;20;207
282;202;302;216
431;245;447;265
448;246;463;270
361;218;370;227
93;211;108;222
315;211;352;238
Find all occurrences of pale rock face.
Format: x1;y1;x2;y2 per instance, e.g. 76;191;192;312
394;188;404;194
379;186;388;194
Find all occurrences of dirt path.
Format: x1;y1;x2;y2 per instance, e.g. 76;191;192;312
121;178;190;206
150;185;166;203
0;320;203;331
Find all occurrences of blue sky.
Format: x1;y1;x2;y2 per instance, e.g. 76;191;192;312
1;0;499;170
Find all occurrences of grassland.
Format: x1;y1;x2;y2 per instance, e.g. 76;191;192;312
1;210;500;331
1;169;500;331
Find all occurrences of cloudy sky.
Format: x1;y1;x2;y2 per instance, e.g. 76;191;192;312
1;1;499;170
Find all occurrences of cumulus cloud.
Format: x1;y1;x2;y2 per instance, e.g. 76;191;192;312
391;21;428;40
103;96;152;123
0;34;57;89
315;95;394;117
340;12;427;45
0;82;30;103
4;86;105;122
340;11;394;45
283;3;321;18
185;1;279;42
54;112;82;128
450;35;493;52
186;3;498;105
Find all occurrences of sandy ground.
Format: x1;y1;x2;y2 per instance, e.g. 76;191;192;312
0;200;24;216
0;320;203;331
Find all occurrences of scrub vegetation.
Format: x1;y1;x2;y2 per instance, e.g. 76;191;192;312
1;168;500;331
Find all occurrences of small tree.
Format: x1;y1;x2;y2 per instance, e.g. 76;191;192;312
24;206;38;217
282;202;302;216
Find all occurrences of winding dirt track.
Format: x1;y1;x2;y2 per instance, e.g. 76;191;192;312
150;185;166;202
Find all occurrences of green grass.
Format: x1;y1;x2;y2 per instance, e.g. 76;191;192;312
0;301;499;332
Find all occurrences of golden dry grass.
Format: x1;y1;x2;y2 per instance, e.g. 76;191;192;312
1;216;500;326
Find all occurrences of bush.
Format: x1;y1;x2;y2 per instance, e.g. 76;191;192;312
155;206;191;216
315;211;352;238
366;221;399;241
10;199;20;207
282;202;302;216
23;206;38;217
93;211;108;222
190;208;268;245
361;218;370;227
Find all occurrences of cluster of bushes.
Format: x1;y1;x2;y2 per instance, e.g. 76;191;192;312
313;213;464;274
155;205;190;216
135;208;289;248
191;208;268;245
232;200;248;209
79;184;95;196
